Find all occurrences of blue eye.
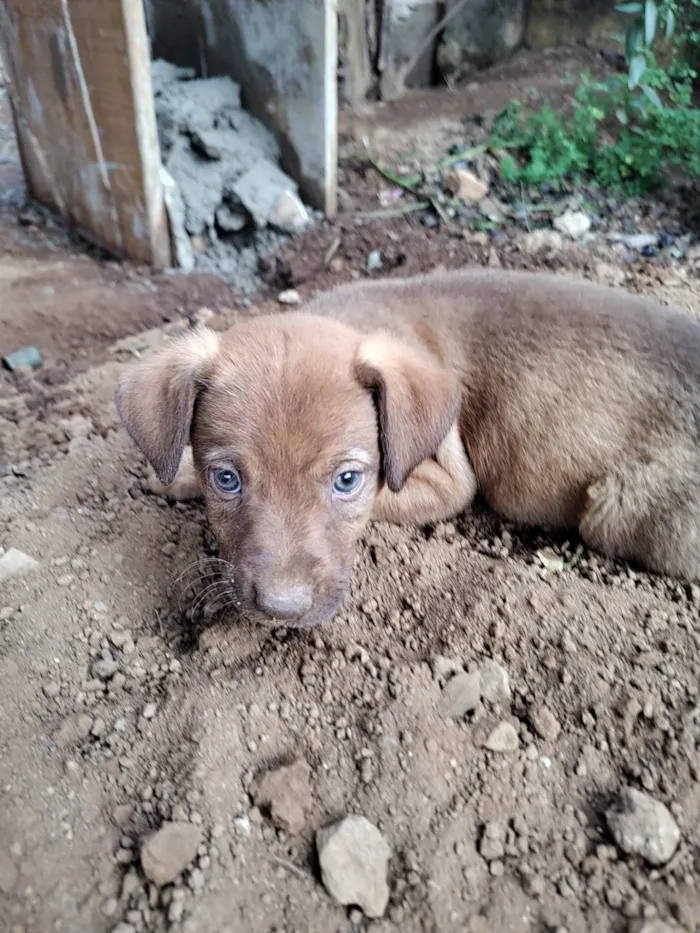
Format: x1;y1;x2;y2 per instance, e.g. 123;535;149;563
212;468;242;494
333;470;363;496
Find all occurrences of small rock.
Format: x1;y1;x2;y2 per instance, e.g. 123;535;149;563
431;655;461;681
366;250;382;272
530;705;561;742
93;657;119;680
215;203;248;233
609;232;659;250
142;703;157;721
606;787;680;866
278;289;301;305
439;671;481;719
316;814;391;918
250;759;313;834
42;681;61;699
480;659;511;704
0;548;40;585
269;190;311;234
484;721;519;753
478;196;507;223
446;167;488;203
110;925;136;933
479;822;505;861
522;229;564;254
553;210;591;240
141;822;203;886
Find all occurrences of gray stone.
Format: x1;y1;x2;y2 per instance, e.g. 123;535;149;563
439;671;481;719
269;190;311;234
437;0;526;83
606;787;680;866
232;161;301;230
530;705;561;743
317;815;391;918
0;548;39;584
141;822;203;885
553;210;591;240
480;659;511;705
479;822;505;861
484;721;519;753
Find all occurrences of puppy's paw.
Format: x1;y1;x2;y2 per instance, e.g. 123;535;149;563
146;447;202;501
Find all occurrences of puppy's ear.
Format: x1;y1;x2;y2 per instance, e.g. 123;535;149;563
355;333;459;492
115;327;220;485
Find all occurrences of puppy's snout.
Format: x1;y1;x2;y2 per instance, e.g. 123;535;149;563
254;582;313;622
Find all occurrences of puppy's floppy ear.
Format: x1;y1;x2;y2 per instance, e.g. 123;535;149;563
115;327;220;485
355;333;459;492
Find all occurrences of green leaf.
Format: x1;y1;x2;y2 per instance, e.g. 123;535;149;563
644;0;658;45
626;20;645;62
616;107;630;124
642;84;663;108
664;8;675;40
616;2;643;11
629;54;647;88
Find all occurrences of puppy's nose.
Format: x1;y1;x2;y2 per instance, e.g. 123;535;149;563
255;583;313;621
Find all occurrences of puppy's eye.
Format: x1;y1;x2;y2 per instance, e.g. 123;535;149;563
211;468;242;495
333;470;363;496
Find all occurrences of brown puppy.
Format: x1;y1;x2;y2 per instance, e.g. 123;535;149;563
116;268;700;627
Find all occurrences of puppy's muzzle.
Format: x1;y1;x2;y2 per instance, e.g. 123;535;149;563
254;581;313;623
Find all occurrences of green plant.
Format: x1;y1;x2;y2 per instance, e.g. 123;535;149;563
486;0;700;194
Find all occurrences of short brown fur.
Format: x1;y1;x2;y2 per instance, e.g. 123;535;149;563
116;268;700;627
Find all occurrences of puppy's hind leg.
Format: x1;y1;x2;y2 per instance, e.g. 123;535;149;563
579;455;700;581
371;422;478;525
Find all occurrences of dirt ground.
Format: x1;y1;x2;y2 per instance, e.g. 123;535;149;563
2;50;700;933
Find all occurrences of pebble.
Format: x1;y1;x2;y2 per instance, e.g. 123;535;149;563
111;925;136;933
484;721;519;753
606;787;680;866
366;250;382;272
446;167;488;203
0;548;40;584
553;210;591;239
142;703;157;721
42;681;61;699
93;656;119;680
479;822;505;861
522;229;564;254
250;759;312;834
480;659;511;705
439;671;481;719
316;814;391;918
530;705;561;742
269;190;311;234
140;822;203;885
278;289;301;305
636;921;682;933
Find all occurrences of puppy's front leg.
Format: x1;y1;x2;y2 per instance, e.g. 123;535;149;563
146;446;203;501
372;423;477;525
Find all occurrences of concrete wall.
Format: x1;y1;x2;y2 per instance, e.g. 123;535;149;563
144;0;337;215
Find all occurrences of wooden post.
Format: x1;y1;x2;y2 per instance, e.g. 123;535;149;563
0;0;171;267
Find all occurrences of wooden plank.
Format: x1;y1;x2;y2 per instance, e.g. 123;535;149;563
0;0;170;266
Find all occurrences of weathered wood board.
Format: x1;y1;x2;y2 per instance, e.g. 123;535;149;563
0;0;170;266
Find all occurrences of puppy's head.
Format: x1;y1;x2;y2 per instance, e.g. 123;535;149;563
116;313;457;627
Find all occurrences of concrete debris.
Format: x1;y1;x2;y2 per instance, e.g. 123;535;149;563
151;59;313;295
